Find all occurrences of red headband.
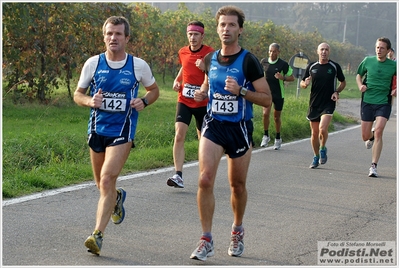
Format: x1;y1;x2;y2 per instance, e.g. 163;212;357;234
187;25;204;34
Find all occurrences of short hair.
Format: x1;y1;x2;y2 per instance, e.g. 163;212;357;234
215;5;245;28
377;37;391;50
103;16;130;37
317;42;330;51
269;43;280;51
187;21;205;29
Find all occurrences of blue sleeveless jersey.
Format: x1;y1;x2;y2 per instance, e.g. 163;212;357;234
88;53;140;139
207;49;255;122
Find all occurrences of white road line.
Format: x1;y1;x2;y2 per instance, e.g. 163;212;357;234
2;125;360;207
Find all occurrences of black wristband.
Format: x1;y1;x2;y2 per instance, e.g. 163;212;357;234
141;98;148;107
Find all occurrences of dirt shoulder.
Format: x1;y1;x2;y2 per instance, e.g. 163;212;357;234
334;97;397;130
334;98;361;131
336;98;361;121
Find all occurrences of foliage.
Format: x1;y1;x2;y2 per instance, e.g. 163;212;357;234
2;2;128;102
3;2;368;103
155;2;396;55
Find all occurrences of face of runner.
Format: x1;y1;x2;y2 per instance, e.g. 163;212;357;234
187;31;204;51
317;43;330;63
217;15;242;46
268;45;280;61
375;40;389;61
103;23;129;57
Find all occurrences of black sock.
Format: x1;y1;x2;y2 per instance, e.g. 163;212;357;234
369;129;375;141
372;163;377;168
176;171;182;178
276;132;280;139
264;130;269;136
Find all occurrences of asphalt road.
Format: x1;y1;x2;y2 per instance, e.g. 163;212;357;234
2;113;397;267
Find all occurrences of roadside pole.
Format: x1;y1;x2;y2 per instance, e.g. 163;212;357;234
289;52;309;98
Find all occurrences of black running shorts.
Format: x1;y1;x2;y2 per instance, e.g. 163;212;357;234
361;102;392;122
201;114;253;158
88;133;134;153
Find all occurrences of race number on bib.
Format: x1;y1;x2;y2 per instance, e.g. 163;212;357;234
211;94;239;115
100;91;127;113
182;83;201;98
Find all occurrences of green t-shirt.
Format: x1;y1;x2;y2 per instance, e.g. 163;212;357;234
357;56;396;104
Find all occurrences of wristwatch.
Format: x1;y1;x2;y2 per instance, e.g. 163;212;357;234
141;97;148;107
239;87;248;96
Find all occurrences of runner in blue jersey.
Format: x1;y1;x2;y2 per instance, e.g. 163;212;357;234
189;5;272;261
74;16;159;256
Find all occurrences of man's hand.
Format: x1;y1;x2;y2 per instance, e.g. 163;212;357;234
91;88;103;108
173;81;181;92
130;98;146;111
224;76;240;95
194;89;208;102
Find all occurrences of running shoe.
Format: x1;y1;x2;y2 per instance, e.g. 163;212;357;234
319;148;327;164
273;138;282;150
260;135;270;147
365;128;375;149
84;230;103;256
111;188;126;224
368;165;378;177
167;174;184;188
228;230;245;257
190;238;214;261
309;156;320;169
365;139;374;149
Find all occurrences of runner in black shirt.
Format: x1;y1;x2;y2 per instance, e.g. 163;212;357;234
300;42;346;169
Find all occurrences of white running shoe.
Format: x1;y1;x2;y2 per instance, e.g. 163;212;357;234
368;165;378;177
365;139;374;149
273;138;282;150
190;239;214;261
365;128;375;149
260;135;270;147
228;230;244;257
167;174;184;188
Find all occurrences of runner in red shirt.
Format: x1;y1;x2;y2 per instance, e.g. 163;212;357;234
167;21;214;188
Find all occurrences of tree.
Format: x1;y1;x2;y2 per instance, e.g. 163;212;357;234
2;2;128;102
2;2;370;104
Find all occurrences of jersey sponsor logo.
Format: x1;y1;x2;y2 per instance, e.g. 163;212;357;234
102;92;126;99
98;69;109;74
213;92;238;100
119;70;133;76
120;78;131;86
96;76;107;87
226;67;240;74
